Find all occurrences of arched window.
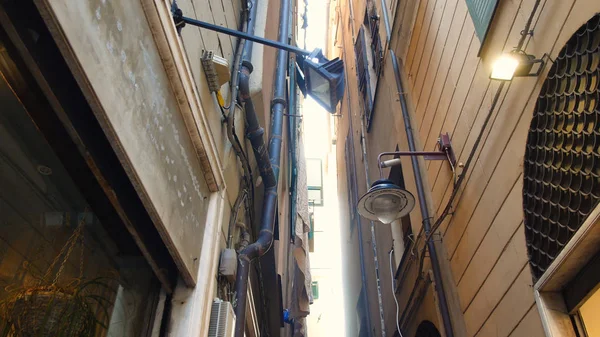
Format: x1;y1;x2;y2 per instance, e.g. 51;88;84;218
414;320;441;337
523;14;600;280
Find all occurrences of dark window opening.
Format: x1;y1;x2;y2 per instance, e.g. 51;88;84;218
0;51;162;336
355;26;373;130
356;1;383;132
415;320;441;337
364;3;383;76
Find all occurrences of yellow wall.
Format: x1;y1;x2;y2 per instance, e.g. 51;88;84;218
331;0;600;336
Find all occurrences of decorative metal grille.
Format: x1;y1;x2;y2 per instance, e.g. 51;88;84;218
524;14;600;280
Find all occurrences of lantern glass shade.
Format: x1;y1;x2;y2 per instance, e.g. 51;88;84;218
302;49;345;113
491;54;520;80
490;53;541;81
306;65;332;106
357;179;415;224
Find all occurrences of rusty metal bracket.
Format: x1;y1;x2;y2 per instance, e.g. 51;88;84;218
377;133;457;178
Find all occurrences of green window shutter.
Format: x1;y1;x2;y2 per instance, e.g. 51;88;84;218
311;281;319;300
465;0;500;42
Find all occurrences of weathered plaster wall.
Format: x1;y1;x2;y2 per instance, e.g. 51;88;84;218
38;0;296;334
39;0;211;284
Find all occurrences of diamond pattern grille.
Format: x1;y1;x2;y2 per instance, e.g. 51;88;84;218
524;14;600;280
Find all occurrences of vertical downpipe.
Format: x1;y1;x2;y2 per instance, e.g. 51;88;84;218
379;0;455;335
390;45;455;337
233;0;291;335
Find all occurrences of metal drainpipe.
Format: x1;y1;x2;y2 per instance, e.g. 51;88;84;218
234;0;290;335
390;52;454;337
379;0;391;47
377;0;454;335
288;53;298;242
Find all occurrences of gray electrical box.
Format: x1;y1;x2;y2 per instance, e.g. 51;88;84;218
219;248;237;283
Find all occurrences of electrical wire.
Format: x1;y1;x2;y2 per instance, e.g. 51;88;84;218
227;188;248;249
397;71;503;336
426;81;503;241
224;6;255;227
389;248;404;337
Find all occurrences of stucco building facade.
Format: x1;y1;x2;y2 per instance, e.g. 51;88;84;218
0;0;310;336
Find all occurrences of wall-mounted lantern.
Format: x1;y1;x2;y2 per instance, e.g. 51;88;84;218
171;3;345;113
490;51;546;81
357;133;457;224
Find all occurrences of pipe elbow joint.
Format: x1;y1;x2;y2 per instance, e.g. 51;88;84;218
238;65;252;101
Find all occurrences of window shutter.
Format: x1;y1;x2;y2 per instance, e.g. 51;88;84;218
354;27;373;128
368;10;383;75
465;0;500;42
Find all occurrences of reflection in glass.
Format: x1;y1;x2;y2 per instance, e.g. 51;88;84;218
0;75;159;336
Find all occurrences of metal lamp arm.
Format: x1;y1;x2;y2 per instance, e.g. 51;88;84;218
172;4;311;57
377;133;457;178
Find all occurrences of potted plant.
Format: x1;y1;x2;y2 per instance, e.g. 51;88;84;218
0;212;116;337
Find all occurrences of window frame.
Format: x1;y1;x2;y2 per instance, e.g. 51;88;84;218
534;206;600;337
0;18;169;335
366;5;383;76
355;25;374;130
355;2;383;132
306;158;324;207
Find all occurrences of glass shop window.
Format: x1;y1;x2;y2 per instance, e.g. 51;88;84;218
0;75;160;336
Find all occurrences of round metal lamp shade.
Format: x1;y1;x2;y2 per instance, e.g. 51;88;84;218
357;179;416;224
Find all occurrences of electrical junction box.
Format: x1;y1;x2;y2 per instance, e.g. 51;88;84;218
201;50;230;92
219;248;237;283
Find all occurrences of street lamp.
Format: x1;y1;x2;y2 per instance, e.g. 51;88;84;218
171;4;345;112
490;51;545;81
357;179;415;224
357;133;457;224
299;49;345;113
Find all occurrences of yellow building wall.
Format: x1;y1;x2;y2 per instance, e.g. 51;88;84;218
396;0;600;335
331;0;600;336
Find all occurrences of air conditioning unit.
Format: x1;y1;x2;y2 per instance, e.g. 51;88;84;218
208;299;236;337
